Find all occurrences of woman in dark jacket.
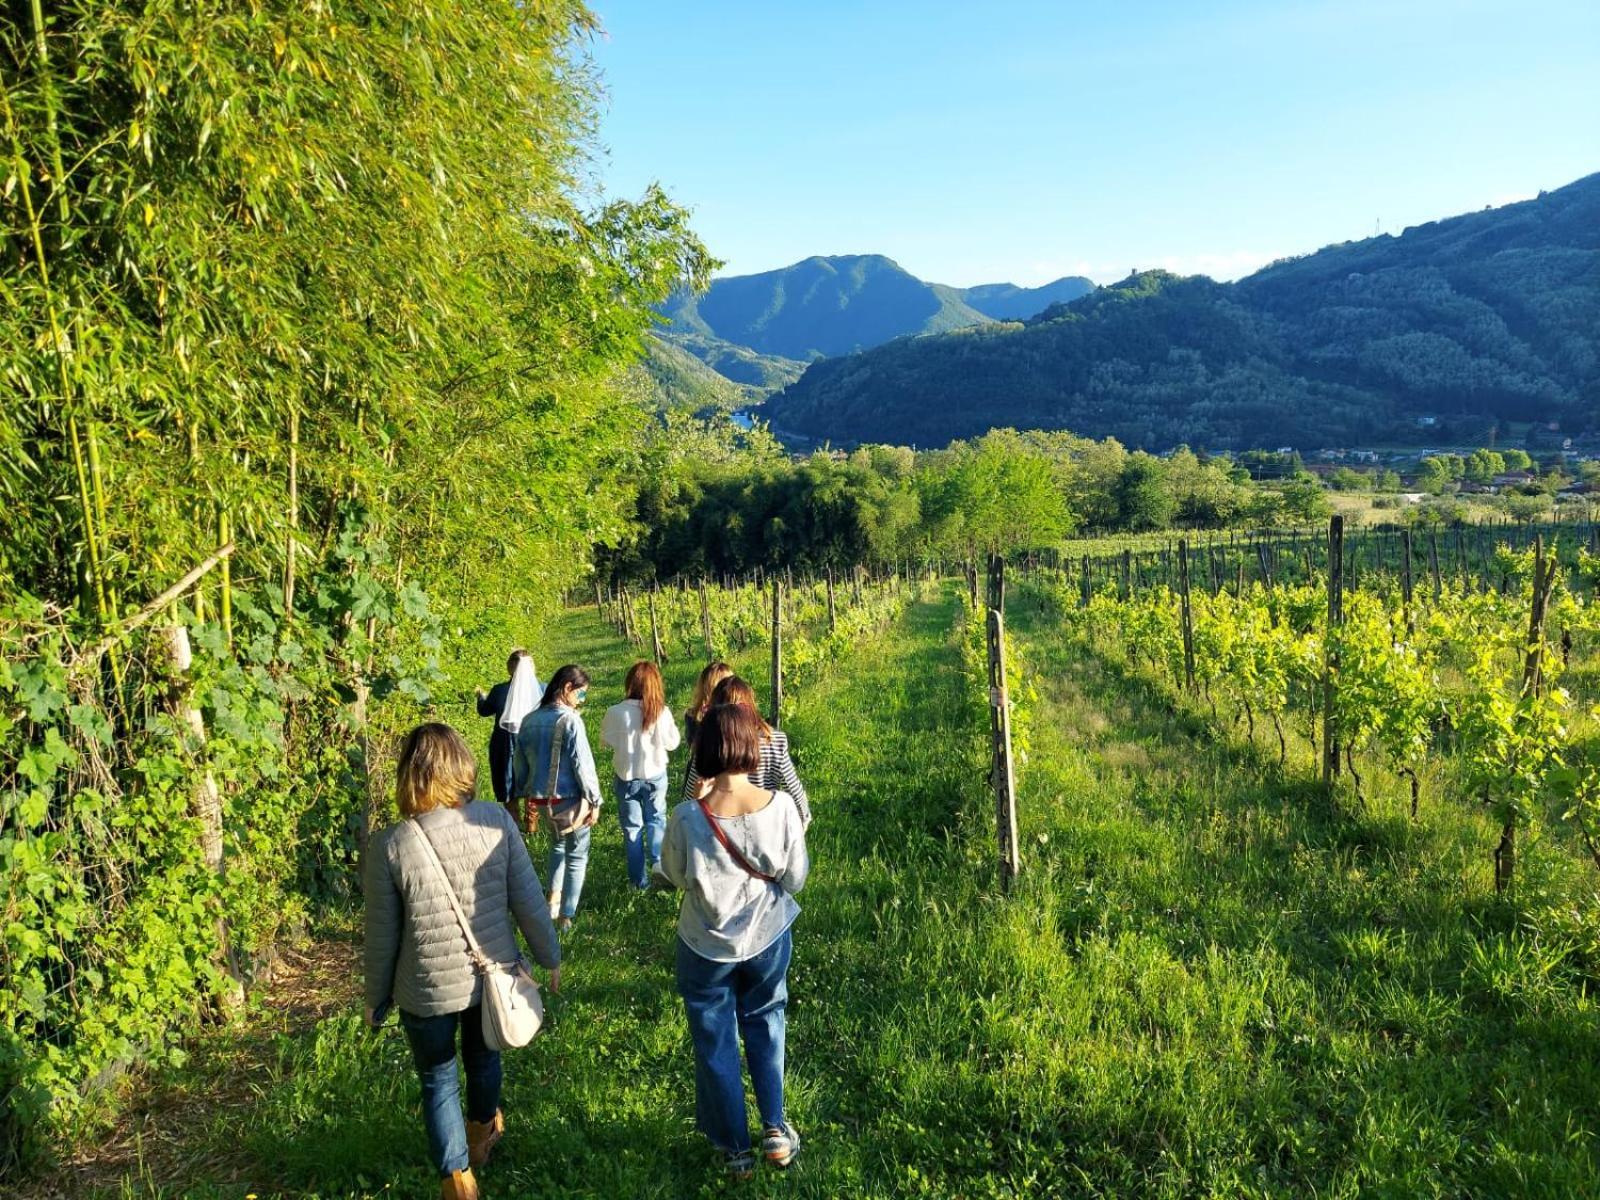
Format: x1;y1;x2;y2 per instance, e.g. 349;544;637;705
475;650;540;804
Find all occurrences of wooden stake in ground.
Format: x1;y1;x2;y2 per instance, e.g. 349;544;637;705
1496;536;1556;892
826;566;837;634
699;578;715;655
987;553;1005;615
1322;515;1344;786
1177;538;1195;692
986;607;1021;892
770;578;783;730
648;584;667;665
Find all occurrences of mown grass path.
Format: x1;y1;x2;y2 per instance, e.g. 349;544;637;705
65;589;1011;1199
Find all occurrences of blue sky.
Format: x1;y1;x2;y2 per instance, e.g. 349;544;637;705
587;1;1599;287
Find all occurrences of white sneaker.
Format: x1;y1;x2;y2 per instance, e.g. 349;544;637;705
547;890;562;919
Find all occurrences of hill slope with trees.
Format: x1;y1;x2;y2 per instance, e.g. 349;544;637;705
765;174;1600;450
658;254;1096;366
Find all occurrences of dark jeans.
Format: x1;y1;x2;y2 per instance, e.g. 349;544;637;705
488;728;512;804
675;928;792;1154
400;1005;501;1177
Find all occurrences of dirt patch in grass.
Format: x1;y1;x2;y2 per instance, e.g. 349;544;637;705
46;927;359;1199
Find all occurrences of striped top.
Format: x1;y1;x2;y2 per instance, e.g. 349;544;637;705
683;731;812;827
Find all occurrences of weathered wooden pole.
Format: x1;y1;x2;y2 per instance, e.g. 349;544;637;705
770;578;783;730
699;578;715;654
986;607;1021;892
648;584;667;665
1178;538;1196;691
826;565;837;633
1322;516;1345;785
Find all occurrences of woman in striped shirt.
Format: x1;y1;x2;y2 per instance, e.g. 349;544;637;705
683;676;811;827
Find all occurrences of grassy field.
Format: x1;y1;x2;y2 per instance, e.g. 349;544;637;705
55;585;1600;1198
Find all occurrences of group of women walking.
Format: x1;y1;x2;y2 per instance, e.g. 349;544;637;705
365;652;811;1199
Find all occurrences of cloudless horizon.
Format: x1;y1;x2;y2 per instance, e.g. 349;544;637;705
589;0;1599;287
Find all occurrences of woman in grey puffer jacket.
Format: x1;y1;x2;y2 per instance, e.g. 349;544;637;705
365;723;562;1200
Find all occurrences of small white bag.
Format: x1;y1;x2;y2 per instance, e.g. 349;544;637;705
409;822;545;1050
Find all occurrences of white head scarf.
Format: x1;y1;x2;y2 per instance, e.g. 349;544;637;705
498;654;541;734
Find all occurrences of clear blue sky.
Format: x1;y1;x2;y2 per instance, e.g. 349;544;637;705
587;0;1599;287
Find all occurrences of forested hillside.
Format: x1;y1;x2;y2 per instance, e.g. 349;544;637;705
767;174;1600;450
658;253;1096;366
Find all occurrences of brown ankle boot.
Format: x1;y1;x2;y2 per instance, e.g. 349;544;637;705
466;1109;504;1167
441;1168;479;1200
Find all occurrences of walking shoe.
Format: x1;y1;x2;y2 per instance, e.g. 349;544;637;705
441;1168;479;1200
466;1109;504;1168
723;1148;756;1181
555;915;574;933
762;1123;800;1168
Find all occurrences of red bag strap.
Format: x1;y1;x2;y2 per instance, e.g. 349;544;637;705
697;796;778;883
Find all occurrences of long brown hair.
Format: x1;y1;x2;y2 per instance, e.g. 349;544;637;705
711;675;773;740
396;723;477;817
688;661;733;721
624;660;666;731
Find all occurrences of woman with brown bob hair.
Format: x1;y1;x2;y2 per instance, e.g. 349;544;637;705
657;703;810;1179
683;660;733;747
682;676;811;826
601;660;682;888
365;723;561;1200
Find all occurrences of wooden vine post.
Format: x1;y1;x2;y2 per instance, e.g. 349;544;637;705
984;556;1020;891
825;565;837;634
770;577;783;730
1322;515;1345;785
699;578;715;654
1498;537;1556;892
648;584;667;665
1177;538;1195;692
1400;528;1415;622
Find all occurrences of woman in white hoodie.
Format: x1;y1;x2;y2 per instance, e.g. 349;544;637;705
601;660;682;889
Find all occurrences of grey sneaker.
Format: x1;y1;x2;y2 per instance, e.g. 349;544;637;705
762;1123;800;1168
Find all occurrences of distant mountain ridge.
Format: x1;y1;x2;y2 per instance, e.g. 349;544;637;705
764;173;1600;451
657;254;1094;380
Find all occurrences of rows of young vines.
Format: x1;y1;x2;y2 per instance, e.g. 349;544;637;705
1027;538;1600;889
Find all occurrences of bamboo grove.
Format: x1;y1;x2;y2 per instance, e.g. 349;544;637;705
0;1;711;1163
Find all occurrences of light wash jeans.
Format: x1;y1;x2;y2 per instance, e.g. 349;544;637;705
399;1005;499;1177
547;823;592;919
615;772;668;888
675;927;792;1154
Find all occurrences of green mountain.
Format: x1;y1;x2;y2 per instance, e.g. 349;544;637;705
654;329;806;399
960;276;1096;320
630;333;747;413
765;173;1600;450
659;253;992;361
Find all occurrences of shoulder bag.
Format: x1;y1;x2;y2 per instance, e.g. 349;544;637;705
407;820;545;1050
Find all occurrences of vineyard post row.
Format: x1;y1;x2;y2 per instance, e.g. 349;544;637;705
1033;516;1600;603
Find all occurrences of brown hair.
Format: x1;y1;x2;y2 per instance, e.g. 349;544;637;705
688;661;733;721
625;660;666;732
711;675;773;739
396;723;477;817
540;664;590;708
693;703;763;780
507;648;528;677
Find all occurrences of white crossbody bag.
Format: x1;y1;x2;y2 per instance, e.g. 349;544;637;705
408;822;545;1050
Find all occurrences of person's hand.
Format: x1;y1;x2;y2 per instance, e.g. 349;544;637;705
475;687;486;702
583;807;600;829
547;966;561;995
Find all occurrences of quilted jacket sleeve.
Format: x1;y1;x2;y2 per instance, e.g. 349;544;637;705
363;829;403;1013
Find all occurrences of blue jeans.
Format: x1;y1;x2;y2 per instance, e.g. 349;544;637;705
399;1006;500;1177
615;772;668;888
548;823;591;918
675;928;792;1154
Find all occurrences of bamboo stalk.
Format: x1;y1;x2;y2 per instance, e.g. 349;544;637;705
284;406;299;620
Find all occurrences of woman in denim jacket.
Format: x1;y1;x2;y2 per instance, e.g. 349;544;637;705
510;664;603;931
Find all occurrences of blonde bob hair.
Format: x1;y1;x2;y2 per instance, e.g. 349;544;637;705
396;722;478;817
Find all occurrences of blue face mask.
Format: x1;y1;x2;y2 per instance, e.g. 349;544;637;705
574;687;588;704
